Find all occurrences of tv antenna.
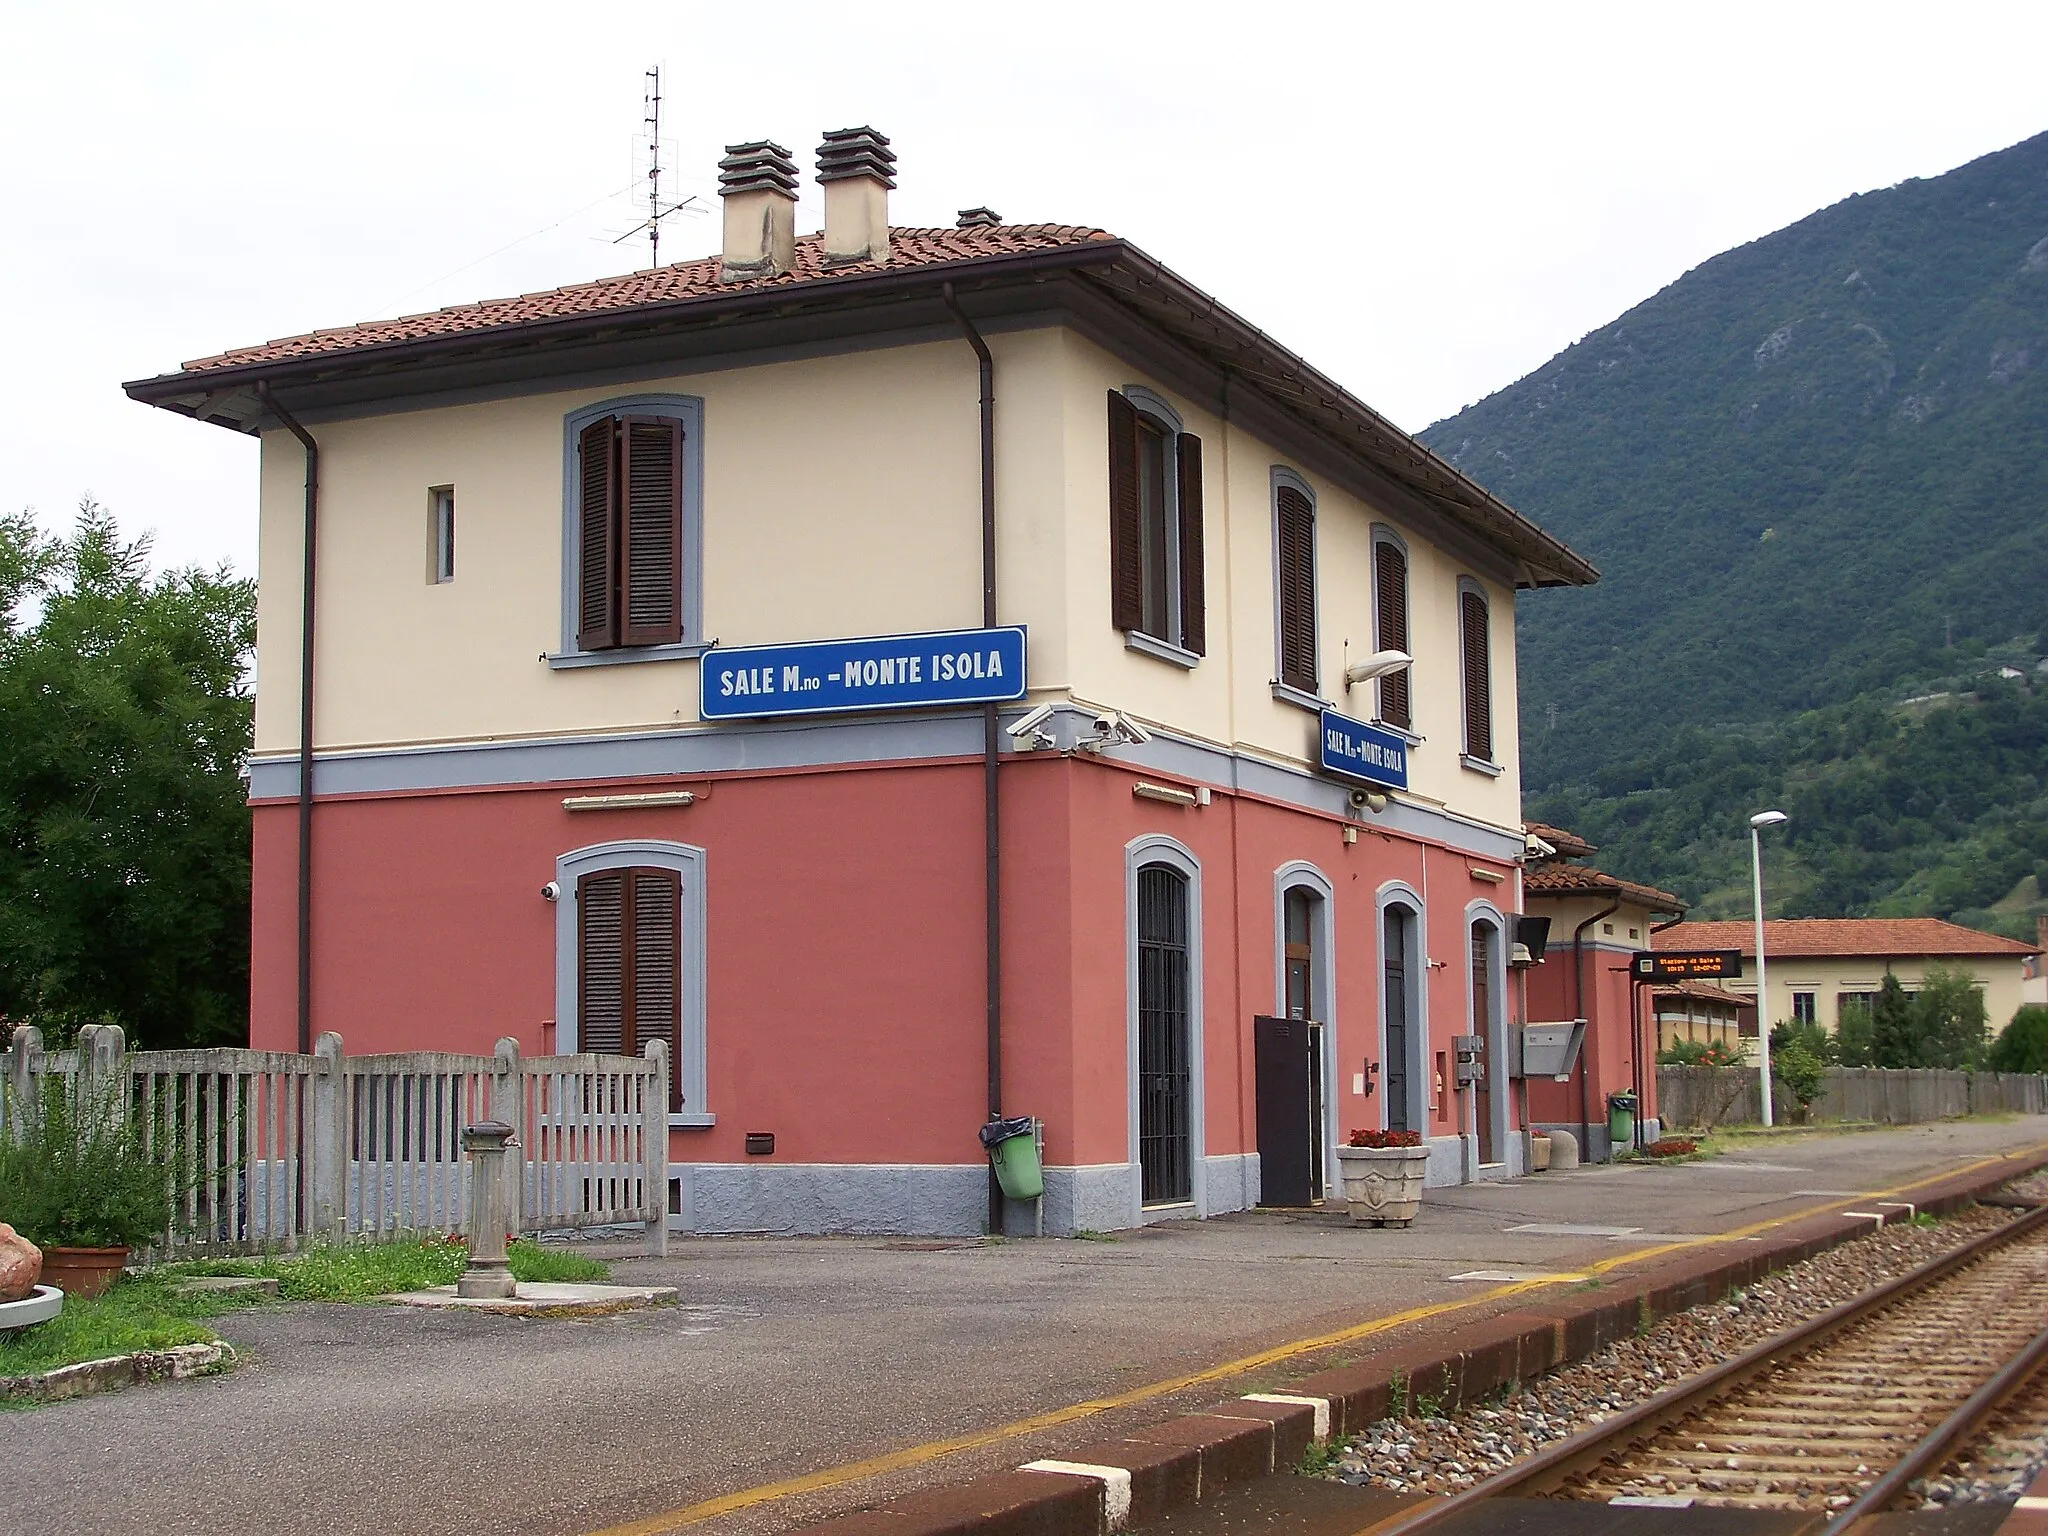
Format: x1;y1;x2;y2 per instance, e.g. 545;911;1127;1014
613;66;697;266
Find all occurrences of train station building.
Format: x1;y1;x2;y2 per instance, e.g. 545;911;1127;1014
126;129;1598;1234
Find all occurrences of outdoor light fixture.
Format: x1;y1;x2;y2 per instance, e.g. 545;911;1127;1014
1749;809;1789;1127
1343;649;1413;688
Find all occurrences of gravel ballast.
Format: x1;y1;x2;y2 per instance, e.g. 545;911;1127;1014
1326;1197;2035;1501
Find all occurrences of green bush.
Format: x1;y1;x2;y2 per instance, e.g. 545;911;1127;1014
1990;1006;2048;1073
0;1075;184;1249
1772;1042;1828;1120
1769;1019;1837;1063
1658;1038;1744;1067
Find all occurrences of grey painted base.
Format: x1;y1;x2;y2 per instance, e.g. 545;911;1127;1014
672;1156;1264;1238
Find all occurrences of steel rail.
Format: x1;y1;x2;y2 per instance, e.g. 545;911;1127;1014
1364;1200;2048;1536
1815;1317;2048;1534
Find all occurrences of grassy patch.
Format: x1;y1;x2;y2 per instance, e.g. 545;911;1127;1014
174;1235;608;1299
0;1273;236;1378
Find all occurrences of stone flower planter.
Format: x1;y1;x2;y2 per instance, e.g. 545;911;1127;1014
1334;1144;1428;1226
0;1285;64;1332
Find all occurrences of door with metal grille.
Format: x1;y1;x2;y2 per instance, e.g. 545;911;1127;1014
1137;865;1192;1205
1383;905;1411;1133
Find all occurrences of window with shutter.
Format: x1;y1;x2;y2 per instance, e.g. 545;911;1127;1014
1460;585;1494;763
1275;482;1317;692
1373;538;1412;731
565;399;696;657
1106;389;1202;658
576;865;685;1111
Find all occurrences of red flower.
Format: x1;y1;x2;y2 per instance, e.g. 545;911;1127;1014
1346;1129;1422;1149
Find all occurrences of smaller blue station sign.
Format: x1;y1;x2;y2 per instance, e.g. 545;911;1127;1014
700;626;1028;721
1317;708;1410;792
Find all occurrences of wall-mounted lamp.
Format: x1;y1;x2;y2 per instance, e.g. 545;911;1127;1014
1343;649;1413;689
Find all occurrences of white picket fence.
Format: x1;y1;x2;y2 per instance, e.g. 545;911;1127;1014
2;1024;668;1258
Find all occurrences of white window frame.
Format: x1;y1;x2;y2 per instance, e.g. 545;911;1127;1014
1120;386;1197;668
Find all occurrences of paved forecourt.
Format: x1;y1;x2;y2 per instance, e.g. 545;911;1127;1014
3;1120;2043;1536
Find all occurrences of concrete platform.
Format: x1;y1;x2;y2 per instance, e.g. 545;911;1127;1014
4;1120;2044;1536
382;1281;678;1317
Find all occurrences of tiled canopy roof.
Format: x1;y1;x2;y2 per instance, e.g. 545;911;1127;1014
1522;863;1687;914
1657;918;2039;959
1651;981;1748;1006
1523;822;1597;860
179;225;1114;373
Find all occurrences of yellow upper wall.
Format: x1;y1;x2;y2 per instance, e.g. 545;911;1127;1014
254;323;1525;831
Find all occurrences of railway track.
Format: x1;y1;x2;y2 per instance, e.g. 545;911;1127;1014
1370;1201;2048;1533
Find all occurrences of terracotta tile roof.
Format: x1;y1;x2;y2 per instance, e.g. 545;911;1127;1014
1522;863;1687;914
1650;981;1748;1007
1523;822;1597;859
1656;918;2040;959
178;225;1115;373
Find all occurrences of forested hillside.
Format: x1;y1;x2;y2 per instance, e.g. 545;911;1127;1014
1421;131;2048;931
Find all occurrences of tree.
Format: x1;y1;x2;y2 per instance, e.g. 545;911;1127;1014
1772;1041;1828;1122
1989;1006;2048;1074
1835;1001;1877;1067
0;501;254;1047
1908;967;1989;1069
1870;975;1919;1068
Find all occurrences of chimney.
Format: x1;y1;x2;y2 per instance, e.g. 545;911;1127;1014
956;207;1001;228
718;141;799;282
816;126;896;266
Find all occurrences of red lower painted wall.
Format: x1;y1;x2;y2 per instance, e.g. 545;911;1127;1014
1522;936;1655;1140
251;752;1524;1176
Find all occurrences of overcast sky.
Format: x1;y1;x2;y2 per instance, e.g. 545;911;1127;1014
5;2;2046;577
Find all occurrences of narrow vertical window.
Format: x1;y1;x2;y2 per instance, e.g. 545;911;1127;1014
1383;904;1413;1133
577;866;684;1110
1136;864;1193;1205
430;486;455;584
1274;480;1317;693
574;413;684;650
1107;389;1205;657
1374;537;1411;730
1459;583;1493;763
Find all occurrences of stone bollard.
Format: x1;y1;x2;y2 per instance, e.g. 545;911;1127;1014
458;1121;518;1300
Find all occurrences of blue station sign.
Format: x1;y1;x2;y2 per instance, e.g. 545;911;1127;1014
700;626;1028;721
1317;708;1410;792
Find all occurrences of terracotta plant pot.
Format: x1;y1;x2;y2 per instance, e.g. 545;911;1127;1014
1333;1145;1428;1226
39;1246;130;1300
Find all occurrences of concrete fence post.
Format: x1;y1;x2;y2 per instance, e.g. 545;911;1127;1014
491;1038;524;1238
642;1039;670;1258
3;1025;42;1140
308;1031;348;1241
457;1121;517;1299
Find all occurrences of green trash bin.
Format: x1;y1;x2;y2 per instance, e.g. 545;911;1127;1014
1606;1091;1638;1152
980;1116;1043;1201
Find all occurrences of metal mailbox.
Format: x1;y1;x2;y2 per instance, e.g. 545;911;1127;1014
1512;1020;1586;1081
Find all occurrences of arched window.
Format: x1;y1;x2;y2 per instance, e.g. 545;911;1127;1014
1371;528;1412;731
1127;835;1204;1213
1376;882;1426;1134
1107;388;1206;663
554;394;706;667
554;840;709;1123
1458;578;1495;766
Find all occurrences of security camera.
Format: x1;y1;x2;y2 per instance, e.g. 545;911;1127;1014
1009;702;1056;737
1090;710;1152;746
540;881;561;902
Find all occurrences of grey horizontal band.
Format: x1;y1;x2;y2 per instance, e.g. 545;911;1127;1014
248;702;1523;862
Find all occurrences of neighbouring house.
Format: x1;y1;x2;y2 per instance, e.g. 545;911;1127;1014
124;128;1596;1236
1650;983;1747;1058
1519;823;1688;1159
2025;917;2047;1009
1654;918;2043;1038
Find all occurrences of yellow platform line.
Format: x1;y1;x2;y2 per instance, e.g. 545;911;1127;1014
586;1141;2048;1536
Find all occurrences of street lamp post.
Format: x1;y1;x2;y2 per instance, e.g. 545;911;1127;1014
1750;810;1789;1128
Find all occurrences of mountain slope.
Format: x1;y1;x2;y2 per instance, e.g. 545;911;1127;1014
1420;131;2048;934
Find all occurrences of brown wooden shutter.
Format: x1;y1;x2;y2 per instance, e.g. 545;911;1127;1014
576;418;620;649
1275;485;1317;691
1176;433;1206;655
577;870;627;1054
627;868;683;1110
619;416;684;646
1461;588;1493;762
1374;541;1412;730
1107;391;1143;632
